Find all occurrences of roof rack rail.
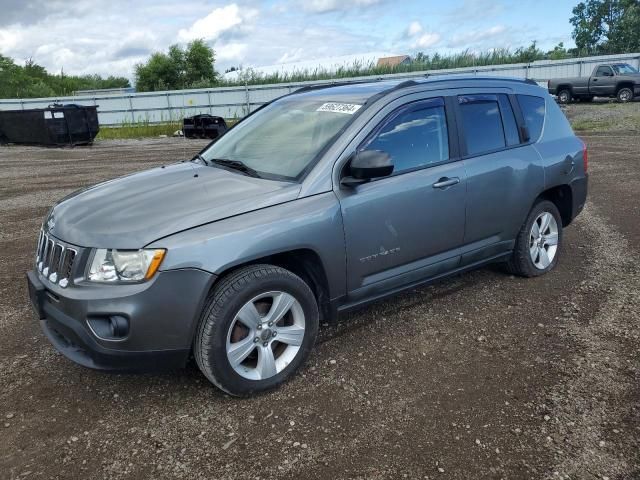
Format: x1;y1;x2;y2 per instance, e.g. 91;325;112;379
294;79;384;94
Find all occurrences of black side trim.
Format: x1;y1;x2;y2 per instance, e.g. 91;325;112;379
334;251;511;315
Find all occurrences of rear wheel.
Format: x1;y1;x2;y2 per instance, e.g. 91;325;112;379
194;264;319;396
557;89;571;104
506;200;563;277
617;87;634;103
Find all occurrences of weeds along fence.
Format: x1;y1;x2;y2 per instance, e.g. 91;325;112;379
1;52;638;127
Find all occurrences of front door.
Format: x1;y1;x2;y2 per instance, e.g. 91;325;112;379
591;65;616;96
336;98;467;300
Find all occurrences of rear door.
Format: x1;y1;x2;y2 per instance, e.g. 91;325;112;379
456;92;544;265
336;96;467;300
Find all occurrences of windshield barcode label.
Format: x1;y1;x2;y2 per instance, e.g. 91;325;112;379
316;103;362;114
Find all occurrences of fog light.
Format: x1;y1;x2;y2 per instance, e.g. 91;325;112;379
87;315;129;340
109;316;129;338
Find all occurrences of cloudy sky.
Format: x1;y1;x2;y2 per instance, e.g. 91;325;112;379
0;0;578;80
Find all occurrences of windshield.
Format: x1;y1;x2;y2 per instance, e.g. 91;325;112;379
612;63;639;74
201;97;362;181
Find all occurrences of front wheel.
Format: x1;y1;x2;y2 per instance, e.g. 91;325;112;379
617;87;634;103
557;89;571;104
194;265;319;396
506;200;563;277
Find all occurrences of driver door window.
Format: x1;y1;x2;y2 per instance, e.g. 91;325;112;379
361;99;449;175
595;66;613;77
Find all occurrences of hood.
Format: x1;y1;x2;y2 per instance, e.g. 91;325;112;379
49;162;300;248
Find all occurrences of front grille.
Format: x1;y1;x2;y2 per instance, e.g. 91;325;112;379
36;230;78;288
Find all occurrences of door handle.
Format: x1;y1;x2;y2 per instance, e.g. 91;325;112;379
432;177;460;189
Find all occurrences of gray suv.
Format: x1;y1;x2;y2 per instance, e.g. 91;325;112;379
27;77;588;396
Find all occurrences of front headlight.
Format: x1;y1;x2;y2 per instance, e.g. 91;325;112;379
88;249;166;283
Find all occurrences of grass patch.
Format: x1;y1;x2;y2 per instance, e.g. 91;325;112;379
571;119;613;131
96;121;182;140
217;45;600;87
96;118;239;140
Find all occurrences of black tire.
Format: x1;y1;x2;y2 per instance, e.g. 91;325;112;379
194;264;319;396
617;87;634;103
557;89;571;104
506;200;563;278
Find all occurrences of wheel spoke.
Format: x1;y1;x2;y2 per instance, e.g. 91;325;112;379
530;244;539;262
539;213;551;234
265;292;296;325
544;232;559;246
538;248;551;268
236;301;262;329
276;325;305;346
257;345;278;379
531;221;540;239
227;336;256;367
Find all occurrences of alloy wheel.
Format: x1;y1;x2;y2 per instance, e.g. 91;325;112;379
529;212;559;269
226;291;305;380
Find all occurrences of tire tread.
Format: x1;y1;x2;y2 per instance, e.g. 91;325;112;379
194;264;315;396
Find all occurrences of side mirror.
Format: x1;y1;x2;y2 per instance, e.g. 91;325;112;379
341;150;394;187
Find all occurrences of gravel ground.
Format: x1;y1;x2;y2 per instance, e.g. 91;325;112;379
0;133;639;479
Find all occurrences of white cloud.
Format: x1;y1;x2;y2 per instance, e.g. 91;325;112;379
277;48;306;64
448;25;507;48
216;43;248;63
412;32;440;49
303;0;383;13
406;21;423;37
178;4;258;43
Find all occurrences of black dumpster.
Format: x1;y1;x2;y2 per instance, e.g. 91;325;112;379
183;114;227;139
0;104;99;146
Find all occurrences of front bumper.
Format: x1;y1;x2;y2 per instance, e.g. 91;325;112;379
27;268;214;371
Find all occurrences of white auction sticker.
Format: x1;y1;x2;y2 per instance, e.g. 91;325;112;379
316;102;362;114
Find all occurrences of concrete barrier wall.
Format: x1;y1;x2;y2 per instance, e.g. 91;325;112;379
1;53;638;126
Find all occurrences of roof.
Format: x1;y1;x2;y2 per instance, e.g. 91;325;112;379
377;55;411;68
288;75;542;104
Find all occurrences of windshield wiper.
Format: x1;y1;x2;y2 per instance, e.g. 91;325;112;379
191;153;210;166
209;158;261;178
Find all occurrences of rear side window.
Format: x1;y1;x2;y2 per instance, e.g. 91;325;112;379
363;99;449;174
458;95;505;155
498;95;520;146
517;95;546;142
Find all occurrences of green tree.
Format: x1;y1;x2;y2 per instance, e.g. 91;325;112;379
548;42;570;59
184;39;217;86
513;41;545;63
135;40;217;92
570;0;640;52
0;53;130;99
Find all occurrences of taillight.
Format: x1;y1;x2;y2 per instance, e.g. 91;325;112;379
582;142;588;173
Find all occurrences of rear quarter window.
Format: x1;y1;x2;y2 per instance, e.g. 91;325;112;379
517;95;545;142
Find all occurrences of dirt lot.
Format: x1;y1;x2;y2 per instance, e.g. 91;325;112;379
563;99;640;132
1;128;639;479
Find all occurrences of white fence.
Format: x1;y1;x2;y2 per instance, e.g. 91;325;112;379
1;53;638;126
